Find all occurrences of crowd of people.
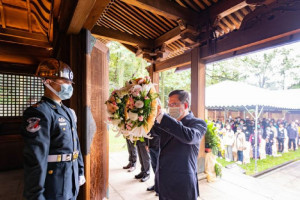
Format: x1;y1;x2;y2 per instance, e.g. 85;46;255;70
214;117;300;164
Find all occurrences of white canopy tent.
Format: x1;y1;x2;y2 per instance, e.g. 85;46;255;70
205;81;300;171
206;80;300;111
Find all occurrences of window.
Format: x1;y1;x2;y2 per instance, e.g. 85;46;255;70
0;73;44;117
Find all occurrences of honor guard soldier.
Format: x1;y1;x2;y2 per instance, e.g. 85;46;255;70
21;59;85;200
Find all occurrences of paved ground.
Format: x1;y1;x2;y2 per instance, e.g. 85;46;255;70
1;152;300;200
257;160;300;198
109;151;300;200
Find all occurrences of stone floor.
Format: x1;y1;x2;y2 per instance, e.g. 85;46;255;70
1;152;300;200
109;151;300;200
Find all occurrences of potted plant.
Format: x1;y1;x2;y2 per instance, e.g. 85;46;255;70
204;120;223;180
205;120;221;155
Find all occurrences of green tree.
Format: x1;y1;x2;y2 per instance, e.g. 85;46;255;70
206;44;300;90
159;69;191;108
107;42;149;92
206;58;248;86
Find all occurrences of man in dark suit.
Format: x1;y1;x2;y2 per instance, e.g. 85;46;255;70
154;90;207;200
21;59;85;200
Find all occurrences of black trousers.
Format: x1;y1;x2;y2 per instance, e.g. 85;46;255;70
136;140;150;174
278;138;284;152
289;138;296;150
150;148;159;192
126;139;137;165
266;142;273;155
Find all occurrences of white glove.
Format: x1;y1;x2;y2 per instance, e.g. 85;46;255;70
79;175;86;186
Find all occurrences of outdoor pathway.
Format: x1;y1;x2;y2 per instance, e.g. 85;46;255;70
1;152;300;200
110;151;300;200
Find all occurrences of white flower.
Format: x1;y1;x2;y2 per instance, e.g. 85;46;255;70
135;100;144;108
112;119;121;126
141;84;151;93
130;85;142;93
128;111;138;121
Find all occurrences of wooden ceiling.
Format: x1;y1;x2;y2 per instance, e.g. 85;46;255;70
92;0;270;61
0;0;61;66
0;0;299;68
0;0;55;46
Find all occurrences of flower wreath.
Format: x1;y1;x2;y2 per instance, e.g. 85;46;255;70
106;76;158;142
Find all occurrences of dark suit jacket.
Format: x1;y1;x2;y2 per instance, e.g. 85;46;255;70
155;112;206;200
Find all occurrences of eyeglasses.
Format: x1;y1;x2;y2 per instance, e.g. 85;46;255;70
167;102;183;107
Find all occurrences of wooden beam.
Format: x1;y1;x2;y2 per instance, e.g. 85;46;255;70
155;51;191;72
191;47;205;120
120;0;201;25
209;0;275;24
91;25;153;48
0;42;52;64
174;64;191;73
216;1;248;19
83;0;111;30
154;26;182;48
0;0;6;28
67;0;96;34
0;28;48;41
199;2;300;63
0;28;51;48
147;64;159;92
202;32;300;64
190;47;206;173
57;0;78;32
122;43;138;54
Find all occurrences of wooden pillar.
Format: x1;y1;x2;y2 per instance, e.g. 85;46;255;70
70;30;109;200
147;64;159;93
191;47;206;173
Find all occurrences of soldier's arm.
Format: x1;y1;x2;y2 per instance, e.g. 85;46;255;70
21;106;51;200
156;114;207;145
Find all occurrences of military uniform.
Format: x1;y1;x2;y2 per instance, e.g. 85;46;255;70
21;96;84;200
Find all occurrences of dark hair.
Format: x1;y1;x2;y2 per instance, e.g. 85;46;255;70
168;90;190;107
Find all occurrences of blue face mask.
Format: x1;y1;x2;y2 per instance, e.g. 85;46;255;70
57;84;73;100
44;81;73;100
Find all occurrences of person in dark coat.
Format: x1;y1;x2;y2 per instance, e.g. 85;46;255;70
287;121;298;151
146;125;160;192
277;123;287;153
21;59;85;200
154;90;207;200
134;140;151;182
265;126;274;155
124;138;151;182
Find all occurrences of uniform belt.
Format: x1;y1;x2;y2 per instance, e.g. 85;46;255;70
48;151;79;162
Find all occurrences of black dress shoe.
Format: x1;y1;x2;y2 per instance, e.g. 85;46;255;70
147;185;155;191
123;163;132;169
141;174;150;182
135;172;144;179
